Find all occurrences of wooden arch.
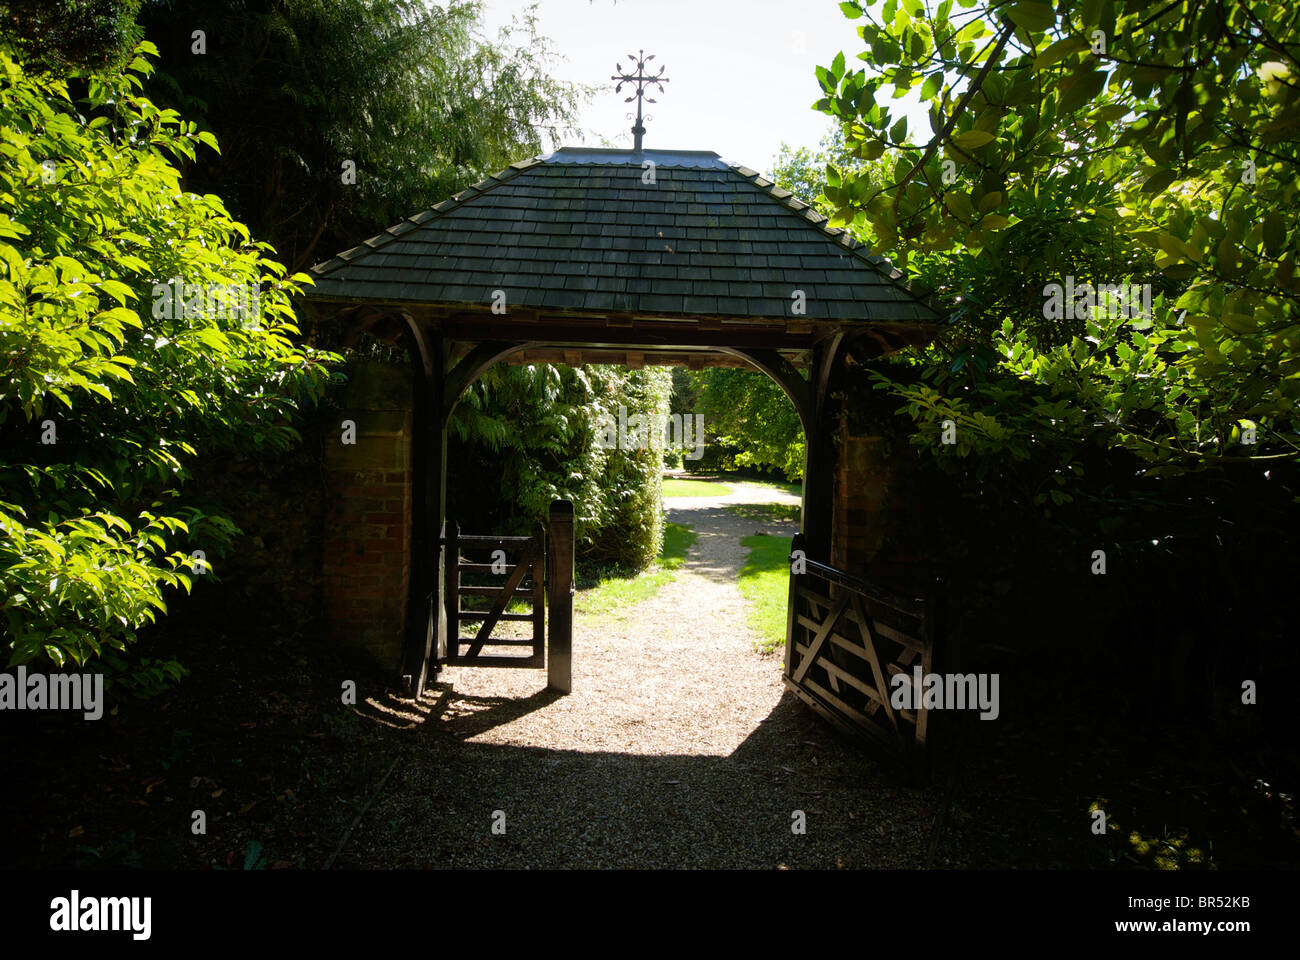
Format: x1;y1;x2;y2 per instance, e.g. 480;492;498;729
362;317;859;696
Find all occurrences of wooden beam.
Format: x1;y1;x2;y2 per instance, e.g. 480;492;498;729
504;348;764;369
444;521;459;660
784;533;805;679
439;317;815;351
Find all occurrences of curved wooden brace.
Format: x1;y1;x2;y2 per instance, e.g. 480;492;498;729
813;332;845;417
394;312;434;380
443;341;539;416
721;347;814;435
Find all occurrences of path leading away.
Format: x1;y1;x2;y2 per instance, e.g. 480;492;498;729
343;481;950;868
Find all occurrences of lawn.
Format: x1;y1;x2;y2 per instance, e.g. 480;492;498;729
737;533;793;654
731;476;802;498
725;502;801;524
662;477;732;497
574;521;696;619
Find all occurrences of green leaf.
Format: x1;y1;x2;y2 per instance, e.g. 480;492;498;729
1034;36;1089;71
951;129;996;150
944;191;977;220
1057;67;1108;116
1141;169;1179;194
1007;2;1056;33
1262;213;1286;255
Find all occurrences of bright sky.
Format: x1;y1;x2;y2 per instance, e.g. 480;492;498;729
475;0;876;176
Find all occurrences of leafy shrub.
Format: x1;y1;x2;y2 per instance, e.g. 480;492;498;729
0;43;333;677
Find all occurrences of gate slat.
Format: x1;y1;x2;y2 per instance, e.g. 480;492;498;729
455;535;536;548
458;585;537;597
531;524;546;663
446;654;544;668
792;595;848;684
458;610;535;622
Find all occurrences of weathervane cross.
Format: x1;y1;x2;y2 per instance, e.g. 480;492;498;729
612;50;669;151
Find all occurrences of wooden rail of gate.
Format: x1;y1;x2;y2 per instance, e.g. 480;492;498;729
444;522;546;668
784;533;940;782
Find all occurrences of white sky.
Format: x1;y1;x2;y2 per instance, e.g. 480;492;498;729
475;0;888;176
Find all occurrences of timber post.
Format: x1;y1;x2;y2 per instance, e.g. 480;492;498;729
547;499;575;693
443;520;460;665
402;329;446;697
785;532;806;679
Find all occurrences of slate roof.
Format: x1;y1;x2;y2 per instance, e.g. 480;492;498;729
307;147;939;323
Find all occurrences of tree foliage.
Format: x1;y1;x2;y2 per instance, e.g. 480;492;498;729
0;0;143;72
821;0;1300;473
137;0;589;272
0;42;333;680
686;368;804;480
769;124;891;220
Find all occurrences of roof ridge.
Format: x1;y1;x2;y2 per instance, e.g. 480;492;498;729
308;156;544;277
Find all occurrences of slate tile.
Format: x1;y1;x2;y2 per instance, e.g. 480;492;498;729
682;295;719;314
636;293;684;313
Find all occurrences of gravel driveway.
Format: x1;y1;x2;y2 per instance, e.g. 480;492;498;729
340;481;950;868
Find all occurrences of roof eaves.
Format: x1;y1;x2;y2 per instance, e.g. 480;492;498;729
308;159;536;278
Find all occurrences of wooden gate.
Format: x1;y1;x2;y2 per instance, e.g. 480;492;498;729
444;522;546;668
784;533;940;781
438;501;574;692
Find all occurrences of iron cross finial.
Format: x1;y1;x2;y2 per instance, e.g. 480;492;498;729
611;50;669;152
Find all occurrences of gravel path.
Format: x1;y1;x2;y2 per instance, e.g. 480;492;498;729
342;481;948;868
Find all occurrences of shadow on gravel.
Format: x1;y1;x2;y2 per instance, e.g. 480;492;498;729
337;687;940;869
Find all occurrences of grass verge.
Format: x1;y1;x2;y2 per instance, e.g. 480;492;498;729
725;502;801;524
730;476;802;498
574;522;696;620
662;477;732;497
737;533;794;654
